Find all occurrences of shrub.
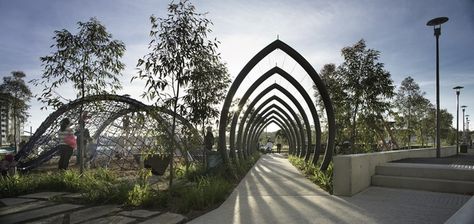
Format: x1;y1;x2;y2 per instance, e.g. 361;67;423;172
288;155;333;194
174;176;233;213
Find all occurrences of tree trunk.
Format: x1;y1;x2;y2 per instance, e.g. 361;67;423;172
13;106;18;152
79;73;85;174
169;72;181;189
350;104;359;153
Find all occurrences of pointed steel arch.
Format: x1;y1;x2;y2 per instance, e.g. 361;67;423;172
228;67;320;162
244;104;302;157
228;67;320;164
253;116;295;154
256;119;293;153
248;108;300;154
237;83;313;160
219;40;335;170
238;95;305;158
249;112;297;154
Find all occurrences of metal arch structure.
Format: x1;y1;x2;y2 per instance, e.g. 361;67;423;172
245;104;301;157
249;112;297;155
256;119;293;153
218;40;335;170
254;117;295;154
253;116;295;154
243;97;305;158
229;67;320;162
236;85;310;158
238;82;314;160
15;94;202;171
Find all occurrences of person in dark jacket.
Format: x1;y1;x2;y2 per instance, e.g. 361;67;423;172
204;126;214;151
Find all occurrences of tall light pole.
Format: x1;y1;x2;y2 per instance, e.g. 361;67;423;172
427;17;449;158
466;115;470;131
466;115;470;147
461;105;467;146
453;86;463;155
461;105;467;132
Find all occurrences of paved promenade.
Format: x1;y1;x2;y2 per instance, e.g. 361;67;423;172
189;154;471;224
0;192;186;224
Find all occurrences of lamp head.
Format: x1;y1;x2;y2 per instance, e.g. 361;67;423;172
427;17;449;26
453;86;464;94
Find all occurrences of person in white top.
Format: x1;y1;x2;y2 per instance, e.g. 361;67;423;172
265;138;273;153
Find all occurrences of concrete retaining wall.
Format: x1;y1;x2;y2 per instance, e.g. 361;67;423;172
333;146;456;196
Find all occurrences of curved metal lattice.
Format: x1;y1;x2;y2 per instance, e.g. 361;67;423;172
15;94;201;171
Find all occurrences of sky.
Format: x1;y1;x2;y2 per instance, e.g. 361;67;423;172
0;0;473;134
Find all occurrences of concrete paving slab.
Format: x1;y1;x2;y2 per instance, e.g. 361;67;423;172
0;203;83;224
139;212;186;224
61;193;83;200
69;204;122;223
189;154;470;224
24;214;65;224
119;209;161;218
19;192;68;199
0;200;55;216
81;215;135;224
0;197;37;206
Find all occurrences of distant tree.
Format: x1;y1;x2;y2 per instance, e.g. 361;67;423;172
33;17;125;173
314;63;350;147
133;0;221;188
331;40;395;152
34;17;125;108
420;107;453;146
394;76;428;148
0;71;32;152
183;53;231;136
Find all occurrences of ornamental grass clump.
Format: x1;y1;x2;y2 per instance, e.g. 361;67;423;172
288;155;333;194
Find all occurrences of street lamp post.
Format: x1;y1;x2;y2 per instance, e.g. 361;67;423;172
453;86;463;155
427;17;449;158
461;105;467;146
461;105;467;132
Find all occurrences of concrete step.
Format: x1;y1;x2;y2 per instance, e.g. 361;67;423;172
375;163;474;182
371;175;474;194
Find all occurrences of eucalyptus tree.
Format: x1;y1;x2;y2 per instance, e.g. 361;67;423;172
394;76;429;148
335;40;395;151
134;0;223;187
0;71;32;152
183;54;231;136
420;107;453;146
314;63;350;147
33;17;125;172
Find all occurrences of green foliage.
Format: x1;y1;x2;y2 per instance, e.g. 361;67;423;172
394;76;432;148
1;154;261;214
127;184;154;207
288;155;333;194
134;0;229;188
0;71;32;148
33;17;125;109
0;169;127;199
134;0;219;107
173;176;232;213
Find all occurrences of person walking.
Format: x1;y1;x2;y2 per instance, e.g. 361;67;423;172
58;118;76;170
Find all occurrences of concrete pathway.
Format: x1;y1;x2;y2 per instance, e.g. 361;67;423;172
189;154;471;224
0;192;186;224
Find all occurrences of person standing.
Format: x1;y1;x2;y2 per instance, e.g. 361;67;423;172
204;126;214;151
75;112;91;166
58;118;75;170
265;138;273;153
